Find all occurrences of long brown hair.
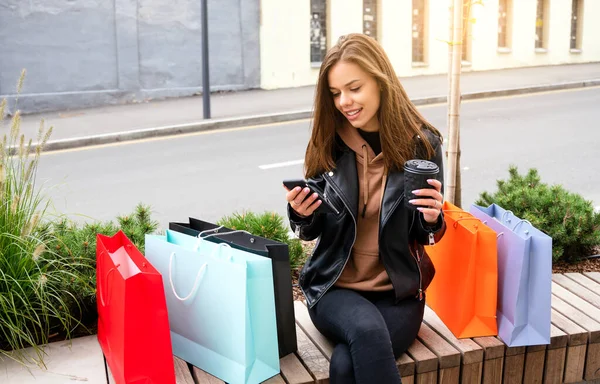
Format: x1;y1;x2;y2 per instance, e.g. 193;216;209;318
304;33;442;178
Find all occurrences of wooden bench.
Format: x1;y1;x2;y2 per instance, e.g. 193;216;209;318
106;272;600;383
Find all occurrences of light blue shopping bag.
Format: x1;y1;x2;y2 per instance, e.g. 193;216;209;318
470;204;552;347
145;229;280;384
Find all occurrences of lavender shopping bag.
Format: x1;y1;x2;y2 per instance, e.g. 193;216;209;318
470;204;552;347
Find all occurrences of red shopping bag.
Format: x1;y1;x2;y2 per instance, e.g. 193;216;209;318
97;230;175;384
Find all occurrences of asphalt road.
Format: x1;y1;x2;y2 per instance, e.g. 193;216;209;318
37;87;600;229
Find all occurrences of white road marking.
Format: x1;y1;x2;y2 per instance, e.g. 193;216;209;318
259;159;304;170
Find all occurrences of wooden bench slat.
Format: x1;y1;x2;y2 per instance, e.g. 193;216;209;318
423;306;484;365
563;345;587;384
523;346;546;383
551;309;588;383
523;325;565;383
553;274;600;308
191;366;226;384
173;357;195;384
263;375;287;384
551;291;600;381
503;344;526;357
552;282;600;320
473;337;505;384
548;323;568;350
502;350;525;384
551;294;600;343
294;324;329;383
544;347;567;384
500;337;526;384
583;271;600;285
396;351;416;378
585;343;600;382
550;308;588;346
280;351;315;384
564;272;600;295
472;337;505;360
406;339;438;374
294;302;334;360
417;323;461;369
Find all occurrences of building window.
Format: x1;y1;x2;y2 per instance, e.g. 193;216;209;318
412;0;426;63
462;0;471;62
570;0;583;50
363;0;378;40
535;0;549;49
310;0;327;65
497;0;512;49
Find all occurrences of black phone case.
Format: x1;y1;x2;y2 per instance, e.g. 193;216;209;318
283;179;339;215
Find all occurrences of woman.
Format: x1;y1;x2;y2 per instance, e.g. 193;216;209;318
284;34;446;383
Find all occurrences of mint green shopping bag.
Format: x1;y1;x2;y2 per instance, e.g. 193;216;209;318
145;230;280;384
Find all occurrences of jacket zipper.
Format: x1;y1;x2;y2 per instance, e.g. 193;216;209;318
322;192;341;215
314;174;357;306
411;242;424;301
428;232;435;245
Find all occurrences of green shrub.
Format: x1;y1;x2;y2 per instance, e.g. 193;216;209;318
0;72;91;363
46;203;160;326
217;211;308;269
476;166;600;262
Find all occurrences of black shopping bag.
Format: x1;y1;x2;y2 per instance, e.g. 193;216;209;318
169;217;298;358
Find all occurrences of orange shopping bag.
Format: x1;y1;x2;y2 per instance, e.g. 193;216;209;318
424;201;498;338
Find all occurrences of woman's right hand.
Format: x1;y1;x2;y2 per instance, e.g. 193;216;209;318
284;186;322;218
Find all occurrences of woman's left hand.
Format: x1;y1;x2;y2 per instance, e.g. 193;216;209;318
409;179;444;224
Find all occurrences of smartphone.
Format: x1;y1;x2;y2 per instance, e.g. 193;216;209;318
283;179;340;215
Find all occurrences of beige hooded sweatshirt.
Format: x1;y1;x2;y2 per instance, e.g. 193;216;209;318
334;123;393;291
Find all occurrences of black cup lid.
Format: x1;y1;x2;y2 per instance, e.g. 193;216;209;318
403;159;439;175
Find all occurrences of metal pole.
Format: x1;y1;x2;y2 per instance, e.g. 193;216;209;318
201;0;211;119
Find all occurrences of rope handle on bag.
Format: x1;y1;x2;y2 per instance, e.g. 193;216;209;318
512;219;532;236
499;210;532;235
99;261;120;307
501;209;516;224
194;235;233;261
452;217;482;229
169;242;233;302
169;252;207;302
197;226;256;244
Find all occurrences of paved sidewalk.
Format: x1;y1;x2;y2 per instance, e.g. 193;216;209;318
7;62;600;150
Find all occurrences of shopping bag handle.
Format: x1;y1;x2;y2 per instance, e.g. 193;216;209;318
198;226;255;243
193;235;234;261
99;264;120;307
169;242;233;301
512;219;532;235
500;209;516;224
452;217;482;229
169;252;207;302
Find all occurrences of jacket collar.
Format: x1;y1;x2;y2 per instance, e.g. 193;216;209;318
327;143;405;226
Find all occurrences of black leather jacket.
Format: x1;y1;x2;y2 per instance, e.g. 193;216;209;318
288;129;447;308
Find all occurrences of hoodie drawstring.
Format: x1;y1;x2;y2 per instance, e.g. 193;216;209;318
362;144;369;218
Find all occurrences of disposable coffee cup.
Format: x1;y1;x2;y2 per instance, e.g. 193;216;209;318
403;159;439;208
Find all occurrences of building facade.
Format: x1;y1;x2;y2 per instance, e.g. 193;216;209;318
0;0;260;114
1;0;597;113
260;0;600;89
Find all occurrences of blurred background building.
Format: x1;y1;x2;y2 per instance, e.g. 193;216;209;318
1;0;598;113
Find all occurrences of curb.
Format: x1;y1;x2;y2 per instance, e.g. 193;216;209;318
42;79;600;153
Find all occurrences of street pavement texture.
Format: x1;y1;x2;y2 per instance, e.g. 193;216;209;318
13;63;600;145
35;86;600;228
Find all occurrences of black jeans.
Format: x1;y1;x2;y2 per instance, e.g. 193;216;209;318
308;288;425;384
